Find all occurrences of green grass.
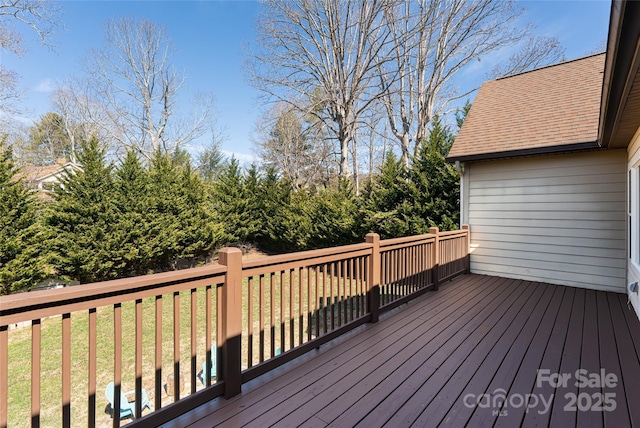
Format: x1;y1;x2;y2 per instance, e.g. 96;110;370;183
7;288;214;427
6;264;367;427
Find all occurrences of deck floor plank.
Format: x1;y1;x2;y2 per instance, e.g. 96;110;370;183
385;281;549;428
458;285;565;428
347;278;526;428
576;289;604;428
244;276;512;427
609;294;640;427
597;291;630;428
159;274;640;428
167;274;486;428
310;276;517;427
198;275;496;428
415;285;558;426
548;287;585;428
520;286;576;428
464;282;556;427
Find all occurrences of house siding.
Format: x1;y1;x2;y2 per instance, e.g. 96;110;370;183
627;126;640;320
464;150;627;293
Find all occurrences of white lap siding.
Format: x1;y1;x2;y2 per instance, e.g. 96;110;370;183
463;149;627;292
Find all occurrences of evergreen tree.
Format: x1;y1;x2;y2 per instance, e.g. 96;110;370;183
197;139;226;182
252;167;299;252
456;100;472;131
146;151;224;268
275;188;311;250
406;116;460;231
209;158;257;243
242;163;266;242
306;179;360;248
0;139;47;294
112;150;152;275
45;137;120;283
173;158;225;261
28;112;74;165
359;151;413;238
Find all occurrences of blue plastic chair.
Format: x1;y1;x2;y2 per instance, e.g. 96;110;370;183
104;382;151;420
200;342;217;385
198;345;282;386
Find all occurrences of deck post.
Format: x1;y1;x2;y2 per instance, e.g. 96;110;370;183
0;326;7;428
462;224;471;273
219;247;243;398
429;227;440;290
366;233;380;323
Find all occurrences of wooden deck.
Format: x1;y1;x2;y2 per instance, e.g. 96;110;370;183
162;274;640;428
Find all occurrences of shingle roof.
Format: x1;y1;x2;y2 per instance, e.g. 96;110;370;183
447;53;605;162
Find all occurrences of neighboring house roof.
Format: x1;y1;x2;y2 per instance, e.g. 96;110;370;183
447;53;605;163
14;160;81;190
17;164;67;183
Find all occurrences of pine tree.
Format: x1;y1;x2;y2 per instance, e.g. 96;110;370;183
0;139;47;294
407;116;460;232
173;158;225;262
252;167;299;252
307;179;360;248
112;150;152;275
146;151;224;269
209;158;257;244
45;136;119;283
359;151;413;238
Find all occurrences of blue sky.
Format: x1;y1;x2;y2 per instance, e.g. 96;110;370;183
3;0;612;162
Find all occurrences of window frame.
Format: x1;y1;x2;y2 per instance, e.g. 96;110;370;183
629;165;640;265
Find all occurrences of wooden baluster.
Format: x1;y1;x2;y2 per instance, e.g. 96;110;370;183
62;314;70;427
259;275;265;363
205;285;212;387
31;320;41;427
248;276;253;368
113;303;122;428
88;308;96;426
154;296;162;410
190;290;197;394
136;299;144;414
173;292;180;401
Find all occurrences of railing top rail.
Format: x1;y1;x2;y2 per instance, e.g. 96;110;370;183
439;230;469;239
242;242;372;272
379;233;436;248
0;264;227;325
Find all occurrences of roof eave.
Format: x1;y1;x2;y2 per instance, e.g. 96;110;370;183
599;0;640;149
446;141;601;163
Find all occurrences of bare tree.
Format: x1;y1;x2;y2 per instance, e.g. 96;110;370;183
51;77;124;162
249;0;395;178
0;68;21;115
0;116;30;165
253;102;335;189
488;36;565;79
0;0;61;114
85;17;212;159
378;0;566;168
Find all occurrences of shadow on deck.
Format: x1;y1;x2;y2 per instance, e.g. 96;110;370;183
162;274;640;427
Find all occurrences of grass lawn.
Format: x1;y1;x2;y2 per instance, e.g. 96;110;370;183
7;288;214;427
6;260;366;427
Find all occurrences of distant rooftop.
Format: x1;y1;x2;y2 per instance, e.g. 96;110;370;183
447;53;605;162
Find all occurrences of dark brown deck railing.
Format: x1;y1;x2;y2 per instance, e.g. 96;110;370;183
0;227;469;428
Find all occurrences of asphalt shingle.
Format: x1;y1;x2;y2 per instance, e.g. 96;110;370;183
447;53;605;161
